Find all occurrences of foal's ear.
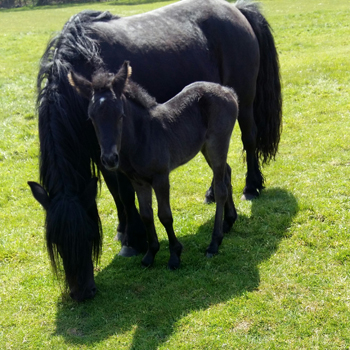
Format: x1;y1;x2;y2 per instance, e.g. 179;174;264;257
80;177;98;211
111;61;132;95
28;181;51;210
68;71;93;100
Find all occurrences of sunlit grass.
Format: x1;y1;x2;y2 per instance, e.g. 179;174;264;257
1;0;349;349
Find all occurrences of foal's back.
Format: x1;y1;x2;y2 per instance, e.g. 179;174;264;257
150;81;238;171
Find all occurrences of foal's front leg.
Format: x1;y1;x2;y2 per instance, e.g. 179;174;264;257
132;182;160;267
153;175;183;270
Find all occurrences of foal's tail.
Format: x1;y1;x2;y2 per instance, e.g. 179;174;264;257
236;1;282;164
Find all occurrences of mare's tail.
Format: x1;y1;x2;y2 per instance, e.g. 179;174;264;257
236;1;282;164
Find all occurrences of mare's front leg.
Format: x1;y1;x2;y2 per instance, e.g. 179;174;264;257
101;167;148;257
99;166;126;237
153;175;183;270
238;105;264;200
116;171;148;256
132;181;160;267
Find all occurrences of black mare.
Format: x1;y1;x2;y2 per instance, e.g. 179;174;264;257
28;0;282;301
68;61;239;269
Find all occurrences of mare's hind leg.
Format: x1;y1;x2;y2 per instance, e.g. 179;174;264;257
132;182;160;267
152;175;183;270
204;179;215;204
238;105;264;200
223;164;238;233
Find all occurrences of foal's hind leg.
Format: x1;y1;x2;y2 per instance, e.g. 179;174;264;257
223;164;238;233
202;149;228;257
152;175;183;270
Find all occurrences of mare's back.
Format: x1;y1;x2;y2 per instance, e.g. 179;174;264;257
89;0;256;103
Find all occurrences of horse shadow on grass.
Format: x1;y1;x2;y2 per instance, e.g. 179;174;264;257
54;188;298;348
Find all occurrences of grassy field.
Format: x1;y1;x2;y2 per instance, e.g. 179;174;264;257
1;0;349;348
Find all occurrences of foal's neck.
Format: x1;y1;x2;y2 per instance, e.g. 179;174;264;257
122;98;152;151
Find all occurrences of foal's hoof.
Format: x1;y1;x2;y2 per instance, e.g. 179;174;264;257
141;253;154;268
168;258;181;271
223;214;237;233
205;246;219;258
118;245;140;257
223;221;232;234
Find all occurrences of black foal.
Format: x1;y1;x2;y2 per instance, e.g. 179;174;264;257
68;61;239;269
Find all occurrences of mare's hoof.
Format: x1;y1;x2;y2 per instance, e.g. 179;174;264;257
204;189;215;204
118;245;140;257
204;196;215;204
114;231;123;241
206;252;215;258
241;193;258;201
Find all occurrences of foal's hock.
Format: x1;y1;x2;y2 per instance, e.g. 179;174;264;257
69;61;239;269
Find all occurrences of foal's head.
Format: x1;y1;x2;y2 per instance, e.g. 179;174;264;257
68;61;132;170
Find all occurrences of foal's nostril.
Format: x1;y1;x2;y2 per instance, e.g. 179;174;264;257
101;153;118;169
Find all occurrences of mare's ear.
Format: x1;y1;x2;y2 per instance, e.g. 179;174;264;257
80;177;98;211
112;61;132;96
28;181;51;210
67;71;93;100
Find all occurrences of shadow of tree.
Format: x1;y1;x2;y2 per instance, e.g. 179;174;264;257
54;188;298;348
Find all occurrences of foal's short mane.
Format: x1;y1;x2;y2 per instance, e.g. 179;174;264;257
125;80;158;109
92;70;158;109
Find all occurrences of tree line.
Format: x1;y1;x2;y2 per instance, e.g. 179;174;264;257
0;0;169;9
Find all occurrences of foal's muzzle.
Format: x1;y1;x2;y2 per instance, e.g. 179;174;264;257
101;152;119;170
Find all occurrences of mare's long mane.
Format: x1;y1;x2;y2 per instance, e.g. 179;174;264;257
36;10;117;272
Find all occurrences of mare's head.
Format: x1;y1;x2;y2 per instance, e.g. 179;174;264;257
68;61;132;171
28;178;101;302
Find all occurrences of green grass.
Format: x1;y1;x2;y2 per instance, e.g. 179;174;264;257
1;0;350;349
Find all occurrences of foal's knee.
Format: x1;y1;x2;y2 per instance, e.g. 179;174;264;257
139;206;154;227
158;207;173;228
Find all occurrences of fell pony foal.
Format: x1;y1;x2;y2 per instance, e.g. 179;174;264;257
69;62;239;269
